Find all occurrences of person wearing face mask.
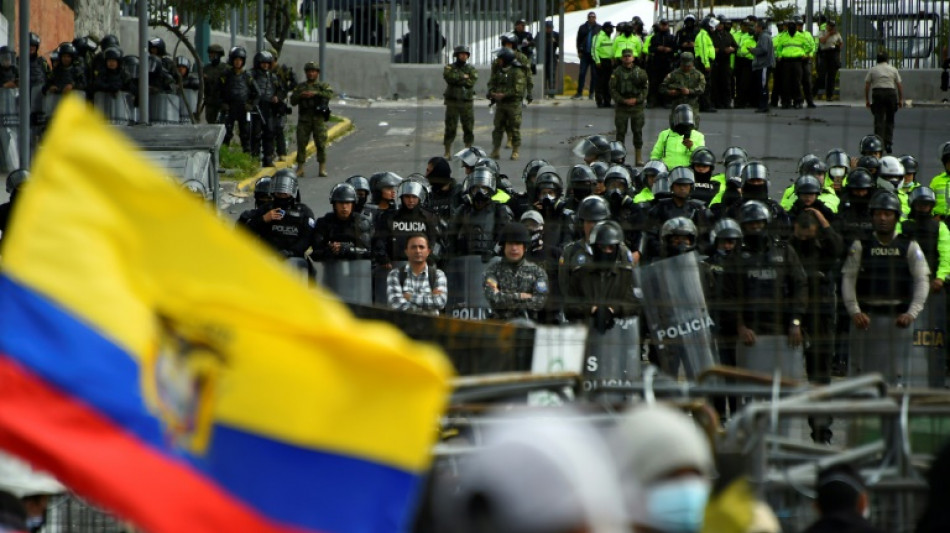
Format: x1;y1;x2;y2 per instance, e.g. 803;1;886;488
311;183;373;263
704;218;742;418
688;147;719;206
566;220;638;333
723;201;808;382
787;175;837;223
833;169;877;246
782;155;840;213
483;222;549;321
344;175;373;217
559;195;624;310
424;156;461;223
532;169;577;260
520;209;566;324
642;167;712;263
202;43;227;123
802;464;884;533
650;104;706;169
634;160;669;203
374;180;443;270
612;403;715;533
244;170;316;271
604;165;641;246
876;155;908;214
842;191;930;386
509;159;550;219
368;171;402;218
789;209;842;443
237;176;273;226
896;154;920;196
825;148;851;197
447;167;513;260
564;165;599;212
442;46;478;158
723;161;792;239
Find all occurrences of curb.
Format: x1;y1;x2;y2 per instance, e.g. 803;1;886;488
236;117;354;192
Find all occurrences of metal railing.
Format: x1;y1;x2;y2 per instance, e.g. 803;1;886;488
841;0;949;69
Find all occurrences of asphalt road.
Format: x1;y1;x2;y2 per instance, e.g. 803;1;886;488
219;98;950;220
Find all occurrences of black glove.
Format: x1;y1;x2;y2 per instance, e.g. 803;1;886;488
592;306;615;334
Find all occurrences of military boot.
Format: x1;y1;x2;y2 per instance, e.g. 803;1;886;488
444;144;452;159
505;138;512;149
635;149;644;166
295;165;305;178
490;146;501;159
318;163;328;177
510;148;520;161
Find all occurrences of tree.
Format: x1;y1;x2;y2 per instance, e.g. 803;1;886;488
264;0;298;55
766;1;797;23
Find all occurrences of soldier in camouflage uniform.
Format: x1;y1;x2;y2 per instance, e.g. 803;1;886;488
496;32;534;149
610;48;650;166
489;49;527;161
443;45;478;158
271;48;298;161
291;62;334;177
484;222;549;321
660;52;706;127
203;44;228;124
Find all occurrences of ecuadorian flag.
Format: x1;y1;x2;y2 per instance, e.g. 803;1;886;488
0;97;453;533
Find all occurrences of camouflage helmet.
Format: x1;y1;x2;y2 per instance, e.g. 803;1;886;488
304;61;320;72
208;43;225;55
500;32;519;45
453;45;471;57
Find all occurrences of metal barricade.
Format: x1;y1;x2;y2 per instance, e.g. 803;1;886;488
93;91;135;126
149;92;181;125
320;260;373;304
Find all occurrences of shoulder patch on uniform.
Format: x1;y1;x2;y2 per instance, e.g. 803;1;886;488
576;254;588;265
308;217;316;228
536;279;548;294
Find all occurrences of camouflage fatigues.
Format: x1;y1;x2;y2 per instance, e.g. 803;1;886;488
483;258;549;319
609;63;649;149
291;78;334;165
273;62;298;157
443;60;478;148
202;60;228;124
660;67;706;127
488;65;527;151
491;49;533;97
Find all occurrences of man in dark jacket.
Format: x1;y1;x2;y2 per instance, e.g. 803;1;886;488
801;464;884;533
749;19;775;113
311;183;373;262
573;12;600;100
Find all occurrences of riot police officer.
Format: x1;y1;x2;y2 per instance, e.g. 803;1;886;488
825;147;851;195
688;146;720;206
219;46;259;154
901;187;950;293
424;156;460;223
704;217;742;416
723;161;791;238
269;49;297;161
564;165;599;212
642;166;712;262
345;175;373;214
832;168;876;247
443;45;478;157
532;168;576;258
250;50;280;167
566;220;639;333
658;216;698;258
0;169;27;239
243;170;316;262
447;167;513;258
604;165;641;247
649;104;706;169
508;159;550;219
237;176;273;225
28;32;51;91
311;183;373;262
841;191;930;385
560;195;614;304
374;179;442;267
723;201;808;370
43;42;85;94
203;43;227;123
291;62;334;177
787;175;836;222
369;171;402;217
483;222;549;321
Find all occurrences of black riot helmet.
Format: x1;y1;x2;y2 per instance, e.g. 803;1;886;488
346;175;371;196
474;157;500;177
855;155;880;174
859;134;884;156
468;167;497;204
270;169;299;197
689;147;716;171
710;217;743;242
330;183;358;205
253;176;272;204
669;166;696;191
868;191;902;215
738;200;772;226
797;154;821;175
369;172;403;204
29;32;40;49
228;46;247;65
722;146;749;165
0;47;14;67
898;154;918;175
845;168;875;190
940;141;950;164
573;135;612;162
908;186;936;210
590;161;609;184
100;34;119;50
604;166;632;197
103;47;123;61
670;104;695;136
122;55;139;80
498;222;532;245
577;195;610;222
660;217;698;257
6;169;28;194
568;165;598;198
58;42;77;58
588;221;625;263
253;50;274;69
175;55;192;73
740;161;769;186
609;141;627;164
495;47;517;66
522;158;550;198
794;175;822;195
397;180;428;206
825;148;850;179
724;161;744;188
535;167;563;205
500;32;519;45
148;37;167;56
455;146;488;168
642;160;668;180
652;172;672;199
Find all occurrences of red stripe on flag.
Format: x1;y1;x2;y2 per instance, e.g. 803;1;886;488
0;354;314;533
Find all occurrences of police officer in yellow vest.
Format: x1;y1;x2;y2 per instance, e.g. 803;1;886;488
775;18;810;109
592;22;615;108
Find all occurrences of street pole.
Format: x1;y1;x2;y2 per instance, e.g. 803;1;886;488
138;0;149;125
257;0;265;52
17;0;29;168
318;0;327;72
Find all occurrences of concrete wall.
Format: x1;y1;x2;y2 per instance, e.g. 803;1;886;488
839;68;945;102
74;0;119;43
13;0;74;58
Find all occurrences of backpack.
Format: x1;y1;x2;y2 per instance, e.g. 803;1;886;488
398;264;438;292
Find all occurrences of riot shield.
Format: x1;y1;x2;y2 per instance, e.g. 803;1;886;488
179;89;198;124
909;290;946;388
636;252;718;379
0;88;17;125
29;86;43;114
582;317;642;402
320;260;372;305
93;92;134;126
150;93;181;125
444;255;492;321
737;334;806;436
0;89;18;172
849;313;917;387
373;261;407;305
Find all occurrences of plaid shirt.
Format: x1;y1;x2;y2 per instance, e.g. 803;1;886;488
386;264;448;315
